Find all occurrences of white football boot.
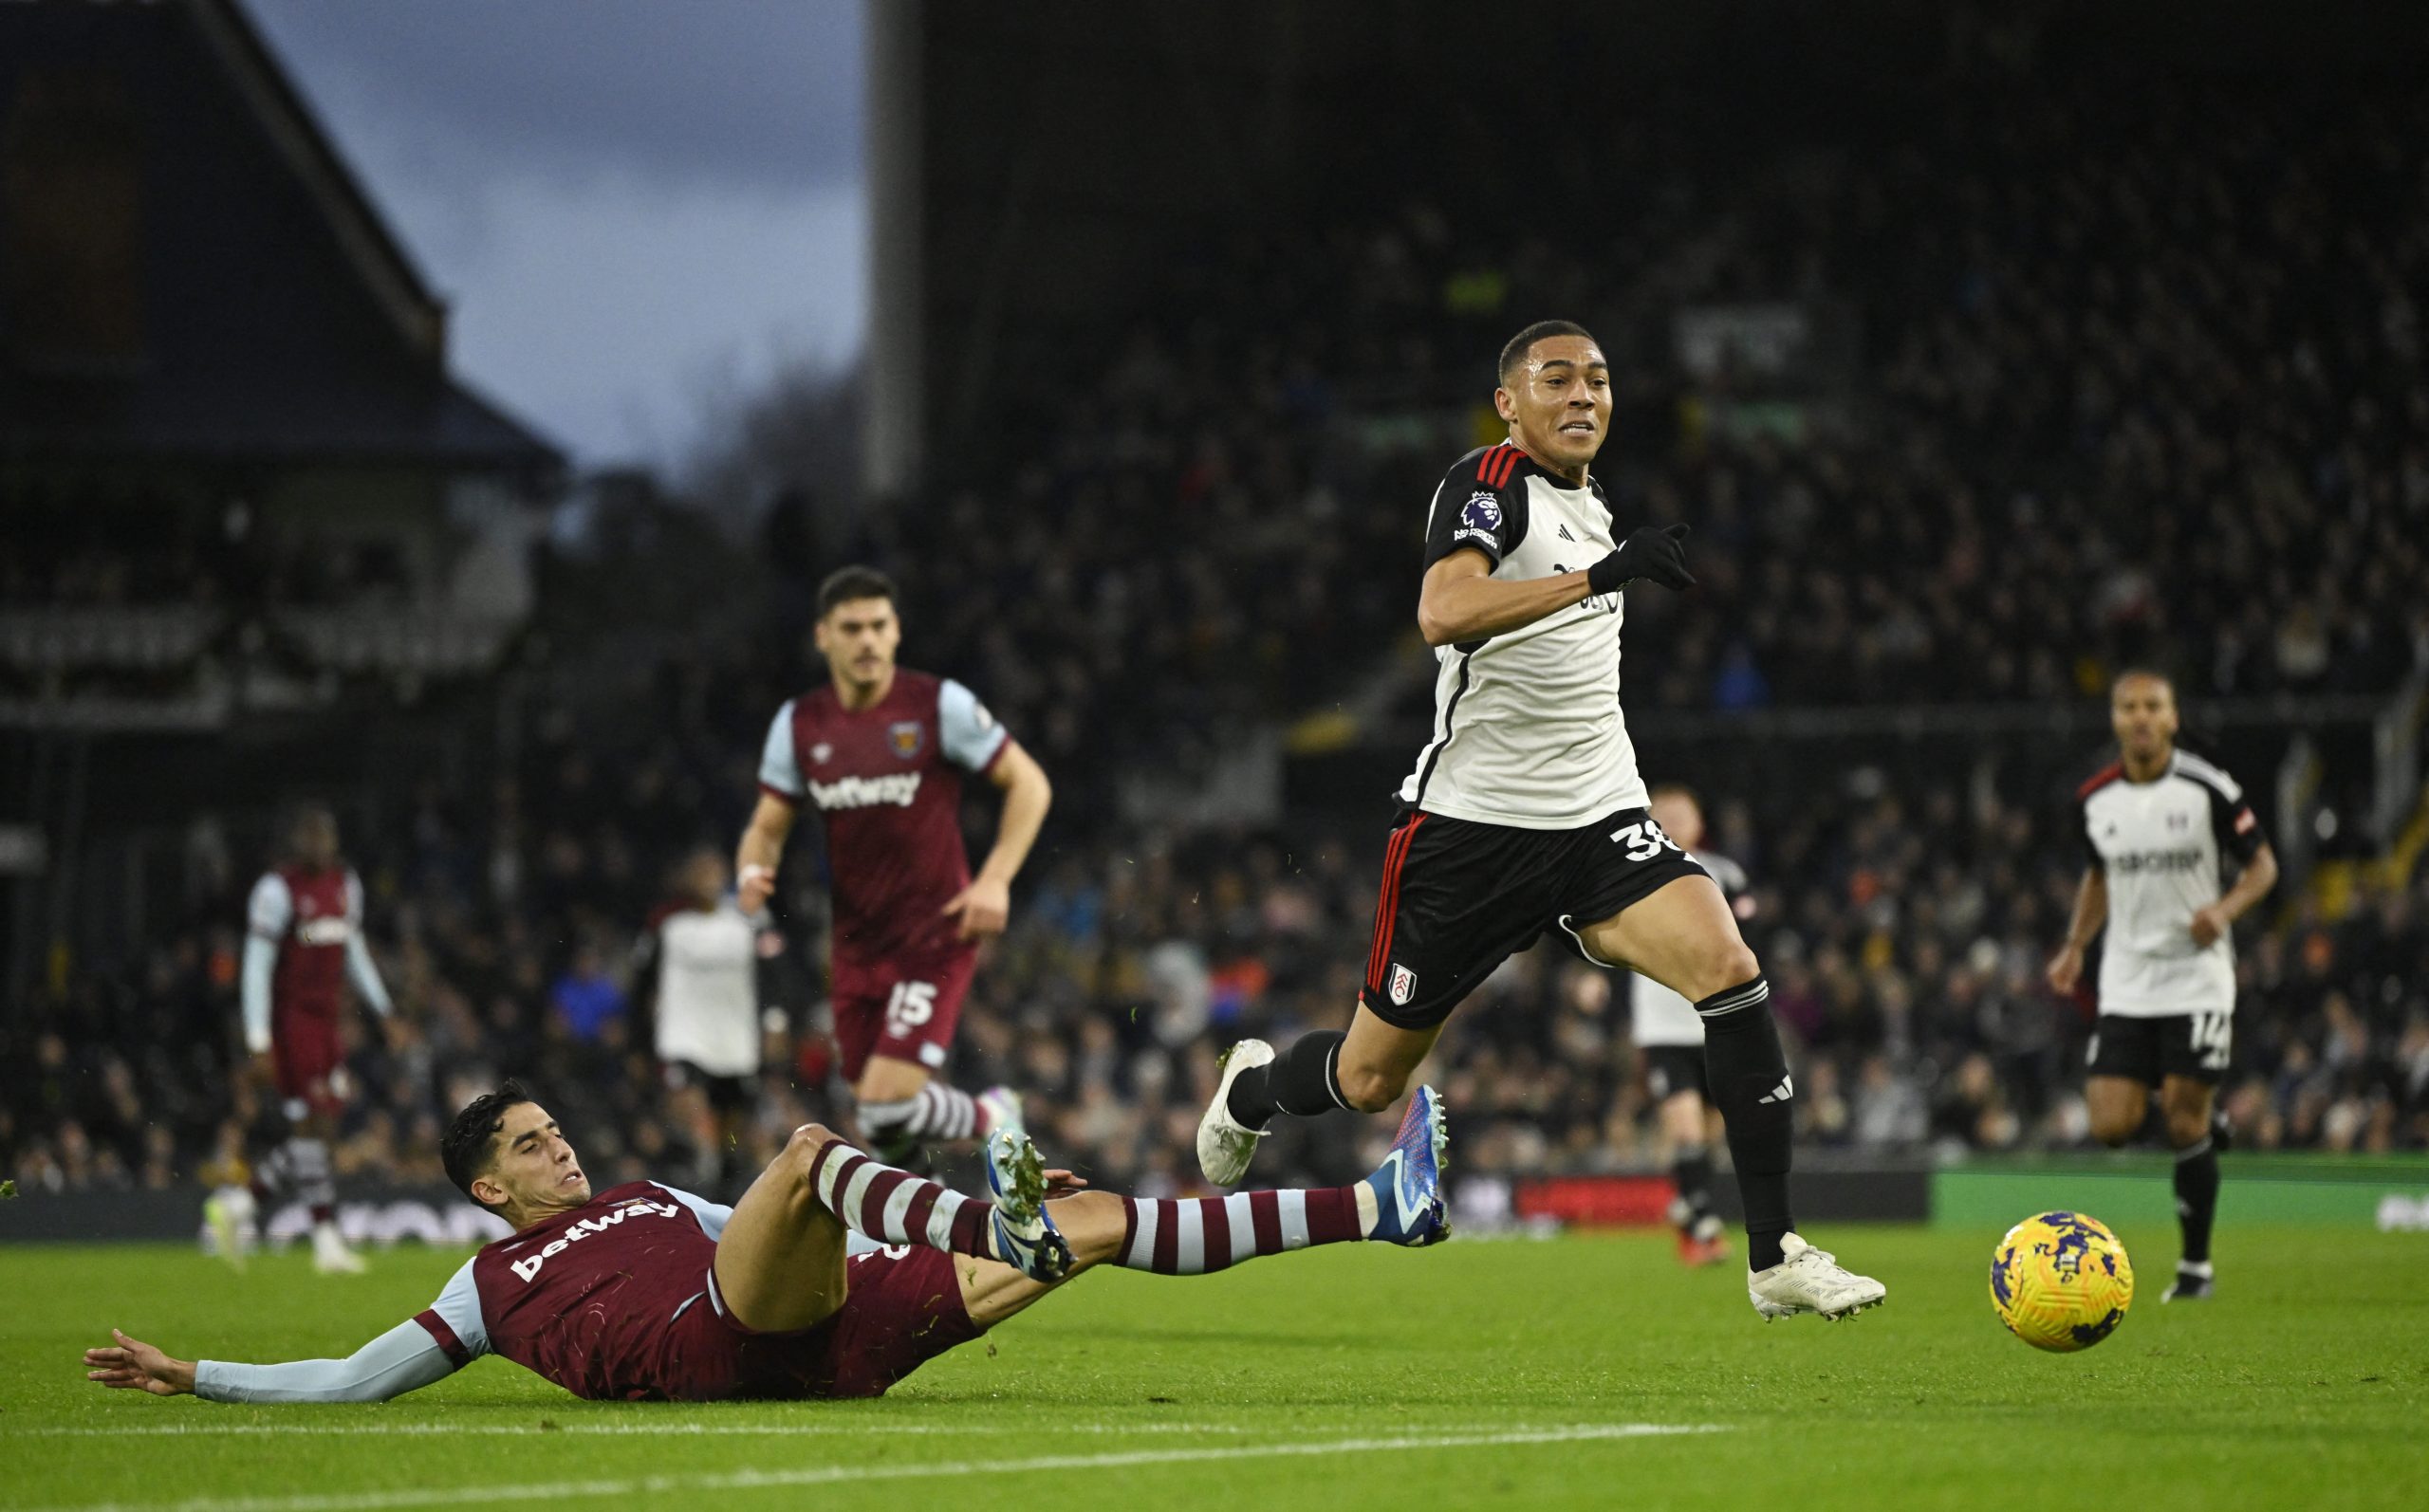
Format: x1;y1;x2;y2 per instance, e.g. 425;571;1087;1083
311;1219;368;1275
975;1084;1026;1140
1196;1039;1274;1187
1748;1233;1885;1320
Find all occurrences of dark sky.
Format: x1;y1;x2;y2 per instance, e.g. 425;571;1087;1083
247;0;866;468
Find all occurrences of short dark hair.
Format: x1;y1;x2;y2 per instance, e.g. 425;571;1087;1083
442;1080;537;1212
817;565;899;618
2112;665;2178;696
1498;320;1601;386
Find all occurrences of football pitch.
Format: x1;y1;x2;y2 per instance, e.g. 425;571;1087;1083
9;1225;2424;1512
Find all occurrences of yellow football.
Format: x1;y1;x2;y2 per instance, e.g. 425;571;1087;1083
1989;1210;2135;1352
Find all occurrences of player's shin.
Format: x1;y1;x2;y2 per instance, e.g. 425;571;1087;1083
1224;1029;1349;1130
1670;1144;1717;1235
1696;976;1796;1271
803;1136;1001;1263
1109;1189;1368;1275
2173;1134;2220;1267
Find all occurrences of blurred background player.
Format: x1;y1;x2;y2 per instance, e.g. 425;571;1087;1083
737;566;1053;1165
1630;784;1752;1268
2047;670;2279;1302
638;848;777;1200
205;805;393;1274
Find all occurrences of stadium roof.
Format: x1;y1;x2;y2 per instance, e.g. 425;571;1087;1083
0;0;560;475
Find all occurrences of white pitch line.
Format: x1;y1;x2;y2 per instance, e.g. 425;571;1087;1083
25;1420;1272;1439
27;1423;1723;1512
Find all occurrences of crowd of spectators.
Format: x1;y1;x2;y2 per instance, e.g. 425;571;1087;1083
9;710;2425;1203
10;62;2429;1208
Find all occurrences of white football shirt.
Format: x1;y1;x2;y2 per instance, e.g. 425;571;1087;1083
1399;443;1649;830
2078;748;2264;1018
650;900;762;1078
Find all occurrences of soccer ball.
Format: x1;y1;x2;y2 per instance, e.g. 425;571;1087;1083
1989;1210;2135;1352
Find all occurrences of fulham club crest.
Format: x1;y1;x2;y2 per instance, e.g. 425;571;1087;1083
1388;963;1418;1006
887;720;924;759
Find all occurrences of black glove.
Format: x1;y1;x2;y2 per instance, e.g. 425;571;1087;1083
1587;523;1696;595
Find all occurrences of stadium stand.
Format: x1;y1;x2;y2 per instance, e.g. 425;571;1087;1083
8;19;2428;1201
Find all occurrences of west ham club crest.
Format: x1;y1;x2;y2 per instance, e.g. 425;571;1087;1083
888;720;925;759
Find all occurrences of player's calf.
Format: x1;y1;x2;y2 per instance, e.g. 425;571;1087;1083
789;1122;1067;1282
1695;974;1796;1271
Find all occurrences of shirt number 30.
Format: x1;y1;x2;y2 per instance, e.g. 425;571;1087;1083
1610;819;1682;863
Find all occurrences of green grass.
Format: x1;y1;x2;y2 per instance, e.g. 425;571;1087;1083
7;1223;2425;1512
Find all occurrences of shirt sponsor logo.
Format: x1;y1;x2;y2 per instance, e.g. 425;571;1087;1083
1461;492;1502;532
510;1200;680;1282
293;917;353;946
2109;847;2207;875
809;772;923;810
888;720;925;759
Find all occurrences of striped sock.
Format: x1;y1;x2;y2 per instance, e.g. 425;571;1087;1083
286;1137;337;1224
859;1083;981;1146
1114;1188;1369;1275
912;1082;978;1140
804;1137;998;1262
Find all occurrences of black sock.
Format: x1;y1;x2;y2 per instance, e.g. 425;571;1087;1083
1226;1030;1349;1131
1672;1144;1715;1236
1697;976;1794;1270
2174;1134;2220;1265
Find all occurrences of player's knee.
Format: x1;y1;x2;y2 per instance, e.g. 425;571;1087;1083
2087;1112;2137;1148
2163;1108;2210;1149
1691;941;1761;1002
784;1122;843;1168
1335;1062;1406;1114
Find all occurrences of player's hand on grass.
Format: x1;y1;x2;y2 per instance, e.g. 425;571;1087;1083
2188;905;2229;949
942;876;1011;940
1588;524;1696;595
84;1330;195;1396
2045;944;2084;995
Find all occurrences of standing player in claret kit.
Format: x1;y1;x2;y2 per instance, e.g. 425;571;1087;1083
737;566;1052;1165
2047;670;2278;1302
1630;784;1752;1268
1200;321;1883;1320
204;805;395;1275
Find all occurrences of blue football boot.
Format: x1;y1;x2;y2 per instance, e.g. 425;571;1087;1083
1364;1084;1451;1246
983;1128;1074;1282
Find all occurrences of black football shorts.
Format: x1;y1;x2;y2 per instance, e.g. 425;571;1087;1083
2086;1010;2233;1087
1357;804;1708;1030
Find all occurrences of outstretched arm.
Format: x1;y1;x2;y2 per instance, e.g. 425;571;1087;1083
86;1319;462;1405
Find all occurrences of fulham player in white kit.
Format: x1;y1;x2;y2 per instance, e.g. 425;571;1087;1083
2048;670;2278;1301
641;849;773;1197
1201;321;1882;1321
